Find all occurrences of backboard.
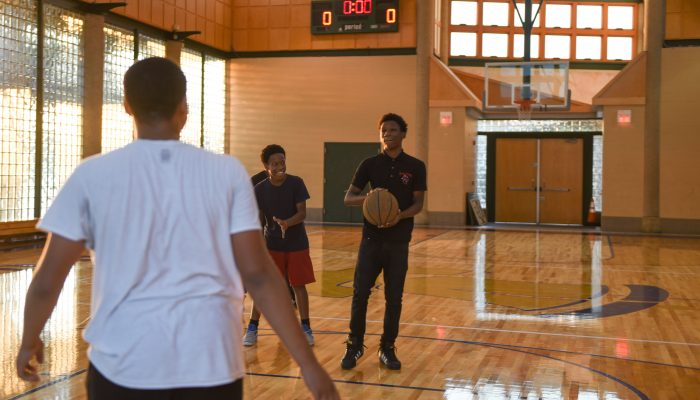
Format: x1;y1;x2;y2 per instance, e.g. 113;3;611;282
483;61;570;113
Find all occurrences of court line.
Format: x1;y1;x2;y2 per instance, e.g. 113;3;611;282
246;372;445;393
7;369;86;400
251;331;650;400
313;316;700;347
13;329;690;400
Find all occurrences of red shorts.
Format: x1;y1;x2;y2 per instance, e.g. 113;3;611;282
269;249;316;286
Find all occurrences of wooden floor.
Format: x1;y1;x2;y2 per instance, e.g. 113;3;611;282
2;225;700;399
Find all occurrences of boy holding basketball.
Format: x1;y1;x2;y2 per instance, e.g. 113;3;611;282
15;58;337;400
243;144;316;347
341;113;426;370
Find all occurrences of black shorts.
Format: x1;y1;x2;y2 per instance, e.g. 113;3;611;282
86;363;243;400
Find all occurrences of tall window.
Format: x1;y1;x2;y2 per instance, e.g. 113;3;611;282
138;33;165;60
180;48;203;147
203;55;226;154
449;0;638;62
41;5;83;213
0;0;38;222
102;26;134;153
0;4;227;223
102;30;167;153
180;49;227;154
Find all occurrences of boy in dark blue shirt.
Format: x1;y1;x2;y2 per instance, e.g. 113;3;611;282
243;144;316;347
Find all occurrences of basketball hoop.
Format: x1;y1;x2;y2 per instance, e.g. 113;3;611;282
514;98;534;121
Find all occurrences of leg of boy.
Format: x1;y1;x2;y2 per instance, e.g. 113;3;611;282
287;249;316;346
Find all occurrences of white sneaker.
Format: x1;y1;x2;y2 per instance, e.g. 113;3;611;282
303;326;314;346
243;329;257;346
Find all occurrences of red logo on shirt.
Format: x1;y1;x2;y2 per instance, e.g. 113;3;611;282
399;172;412;185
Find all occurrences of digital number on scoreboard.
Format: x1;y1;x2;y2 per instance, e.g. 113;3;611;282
311;0;399;35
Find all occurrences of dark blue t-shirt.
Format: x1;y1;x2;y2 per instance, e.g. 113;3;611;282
254;174;310;252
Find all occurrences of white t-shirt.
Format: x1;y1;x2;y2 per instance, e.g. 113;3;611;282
37;139;260;389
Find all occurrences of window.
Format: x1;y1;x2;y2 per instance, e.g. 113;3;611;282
202;55;226;154
451;1;477;26
607;36;632;61
180;49;227;153
607;6;634;30
482;33;508;57
180;48;203;147
0;0;38;222
102;26;134;153
449;0;638;62
102;30;166;153
138;34;166;60
544;35;569;59
41;5;84;213
482;2;509;27
451;32;477;56
576;5;601;29
545;4;571;29
576;36;601;60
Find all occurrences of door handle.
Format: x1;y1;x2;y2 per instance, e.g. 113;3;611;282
541;187;570;192
507;186;536;191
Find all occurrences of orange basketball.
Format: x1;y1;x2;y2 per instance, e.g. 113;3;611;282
362;190;399;226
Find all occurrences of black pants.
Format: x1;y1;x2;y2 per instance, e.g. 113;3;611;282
349;237;409;345
86;363;243;400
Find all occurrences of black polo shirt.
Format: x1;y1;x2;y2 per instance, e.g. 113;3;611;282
351;150;427;243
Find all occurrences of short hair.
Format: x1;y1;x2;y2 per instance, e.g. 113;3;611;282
260;144;286;164
378;113;408;133
124;57;187;123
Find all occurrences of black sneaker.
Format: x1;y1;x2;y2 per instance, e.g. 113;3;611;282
340;337;365;370
378;344;401;370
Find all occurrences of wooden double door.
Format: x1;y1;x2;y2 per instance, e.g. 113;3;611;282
493;137;587;225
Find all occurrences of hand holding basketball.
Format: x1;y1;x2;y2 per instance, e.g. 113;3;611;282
363;189;401;228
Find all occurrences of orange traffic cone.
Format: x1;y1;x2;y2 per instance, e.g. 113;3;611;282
587;198;597;225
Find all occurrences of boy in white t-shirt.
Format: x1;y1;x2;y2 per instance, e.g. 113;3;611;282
15;57;338;400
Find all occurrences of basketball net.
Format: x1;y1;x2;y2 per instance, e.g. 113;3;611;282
514;98;534;121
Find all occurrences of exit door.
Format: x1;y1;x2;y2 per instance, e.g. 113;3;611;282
494;138;584;224
323;142;380;223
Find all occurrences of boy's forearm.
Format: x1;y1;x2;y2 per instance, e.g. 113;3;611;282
21;234;83;347
284;210;306;228
21;283;62;346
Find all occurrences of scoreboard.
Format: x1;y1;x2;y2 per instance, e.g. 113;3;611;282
311;0;400;35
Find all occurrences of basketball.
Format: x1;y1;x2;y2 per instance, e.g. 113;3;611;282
362;190;399;226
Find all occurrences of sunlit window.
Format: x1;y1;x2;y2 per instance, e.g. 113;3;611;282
41;5;84;214
450;32;477;56
514;34;539;58
482;33;508;57
179;48;203;147
482;2;509;27
449;1;637;62
607;36;632;60
451;1;477;26
202;56;226;154
544;35;570;59
576;5;601;29
607;6;634;30
138;34;166;60
102;26;134;153
576;36;601;60
545;4;571;28
0;0;38;222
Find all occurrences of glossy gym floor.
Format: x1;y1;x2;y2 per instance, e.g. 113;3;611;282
2;225;700;399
